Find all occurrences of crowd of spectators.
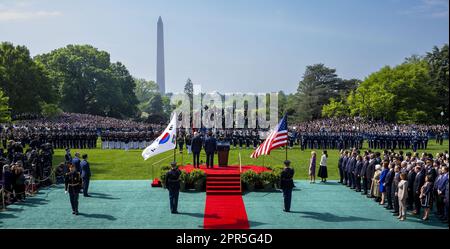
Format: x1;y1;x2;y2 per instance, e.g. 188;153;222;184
338;148;449;223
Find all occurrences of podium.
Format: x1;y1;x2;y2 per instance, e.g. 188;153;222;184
217;142;230;167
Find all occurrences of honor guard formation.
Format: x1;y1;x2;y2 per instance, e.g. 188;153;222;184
0;114;448;220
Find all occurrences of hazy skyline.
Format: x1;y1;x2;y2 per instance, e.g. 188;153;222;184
0;0;448;93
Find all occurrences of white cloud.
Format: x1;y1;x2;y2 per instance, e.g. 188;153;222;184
0;10;62;21
400;0;449;18
0;1;62;22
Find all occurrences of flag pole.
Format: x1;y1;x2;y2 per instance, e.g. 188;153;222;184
173;134;177;162
285;113;288;161
173;113;177;163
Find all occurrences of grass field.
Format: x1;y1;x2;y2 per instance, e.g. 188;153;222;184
51;140;449;180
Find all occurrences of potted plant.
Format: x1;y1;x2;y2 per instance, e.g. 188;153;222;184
190;169;206;192
241;170;259;192
180;170;189;192
272;167;283;189
260;171;275;191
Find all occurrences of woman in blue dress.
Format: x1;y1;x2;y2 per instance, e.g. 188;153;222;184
379;161;389;205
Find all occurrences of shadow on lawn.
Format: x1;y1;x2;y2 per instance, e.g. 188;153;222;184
178;212;218;219
0;212;18;220
78;213;117;221
88;192;121;200
292;211;376;222
13;198;49;207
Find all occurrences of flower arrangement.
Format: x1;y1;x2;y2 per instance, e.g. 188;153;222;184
190;169;206;191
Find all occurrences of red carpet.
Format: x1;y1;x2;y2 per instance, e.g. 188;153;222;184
179;164;271;174
178;165;269;229
204;195;250;229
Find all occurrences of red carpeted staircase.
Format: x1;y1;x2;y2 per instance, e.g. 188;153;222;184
204;170;249;229
206;171;242;195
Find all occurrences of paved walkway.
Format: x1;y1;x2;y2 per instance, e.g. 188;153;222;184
1;180;447;229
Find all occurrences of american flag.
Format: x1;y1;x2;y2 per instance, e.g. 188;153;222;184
251;115;288;158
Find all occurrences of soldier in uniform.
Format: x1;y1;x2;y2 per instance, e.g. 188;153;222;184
64;163;82;215
80;154;91;197
280;160;295;212
64;148;72;164
165;162;181;214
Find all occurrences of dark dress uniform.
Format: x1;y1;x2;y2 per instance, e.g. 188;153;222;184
280;166;295;212
165;168;181;213
191;135;203;168
65;171;82;214
204;136;217;168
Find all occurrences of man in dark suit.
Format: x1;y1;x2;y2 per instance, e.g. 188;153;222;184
435;166;448;221
360;155;369;195
338;150;344;184
64;148;72;164
347;152;357;189
191;132;203;168
407;165;416;210
80;154;91;197
366;153;376;198
72;152;81;173
412;165;425;215
392;166;401;216
425;158;437;182
342;151;349;185
384;163;395;210
204;131;217;169
280;160;295;212
354;156;363;192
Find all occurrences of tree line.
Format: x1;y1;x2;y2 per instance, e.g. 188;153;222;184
281;44;449;125
1;42;448;124
0;42;171;123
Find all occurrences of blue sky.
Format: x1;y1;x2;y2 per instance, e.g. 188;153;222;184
0;0;448;93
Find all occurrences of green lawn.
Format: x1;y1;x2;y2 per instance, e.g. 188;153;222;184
51;140;449;180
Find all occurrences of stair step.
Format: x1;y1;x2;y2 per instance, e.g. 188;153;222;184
207;190;242;195
207;176;241;180
207;173;240;177
207;181;241;186
207;185;241;190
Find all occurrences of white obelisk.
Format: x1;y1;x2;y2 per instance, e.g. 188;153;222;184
157;16;166;94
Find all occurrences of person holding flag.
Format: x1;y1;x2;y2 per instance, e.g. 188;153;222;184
142;113;177;161
251;115;295;212
142;113;181;213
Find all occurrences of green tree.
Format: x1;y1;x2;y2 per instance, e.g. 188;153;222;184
322;98;349;118
425;44;449;123
184;78;194;125
0;89;11;123
0;42;58;115
143;93;167;123
347;61;431;123
41;102;63;118
135;78;158;103
295;64;341;121
35;44;138;118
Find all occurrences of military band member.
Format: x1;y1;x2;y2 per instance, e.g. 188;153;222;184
165;162;181;214
65;163;82;215
280;160;295;212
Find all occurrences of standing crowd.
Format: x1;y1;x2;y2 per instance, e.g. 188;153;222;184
337;149;449;223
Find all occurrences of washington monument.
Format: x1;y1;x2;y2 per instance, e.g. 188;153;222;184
157;16;165;94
